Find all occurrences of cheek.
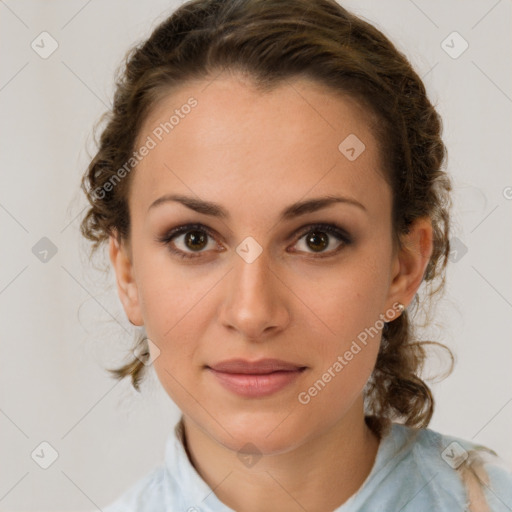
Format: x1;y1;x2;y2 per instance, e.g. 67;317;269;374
135;256;211;338
291;251;388;395
297;326;382;416
134;267;211;392
294;255;390;343
148;301;205;412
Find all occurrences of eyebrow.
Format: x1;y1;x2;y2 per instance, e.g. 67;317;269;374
148;193;366;220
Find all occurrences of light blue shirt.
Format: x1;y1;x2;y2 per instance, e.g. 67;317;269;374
104;417;512;511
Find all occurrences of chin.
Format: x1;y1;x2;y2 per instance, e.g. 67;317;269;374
207;409;311;456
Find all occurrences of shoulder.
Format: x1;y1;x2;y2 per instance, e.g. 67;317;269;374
102;466;167;512
382;423;512;512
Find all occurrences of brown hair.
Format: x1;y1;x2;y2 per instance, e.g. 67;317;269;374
80;0;454;437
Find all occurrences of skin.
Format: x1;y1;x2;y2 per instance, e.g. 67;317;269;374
109;72;433;512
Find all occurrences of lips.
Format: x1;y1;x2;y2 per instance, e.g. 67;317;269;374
207;358;306;374
206;358;307;398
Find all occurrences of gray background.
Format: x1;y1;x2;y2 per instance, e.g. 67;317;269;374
0;0;511;510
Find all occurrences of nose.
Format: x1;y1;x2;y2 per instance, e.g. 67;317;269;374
218;247;291;341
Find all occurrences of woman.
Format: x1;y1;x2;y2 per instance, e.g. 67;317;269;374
80;0;512;510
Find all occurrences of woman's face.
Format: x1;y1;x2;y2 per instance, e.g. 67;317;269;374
110;73;415;454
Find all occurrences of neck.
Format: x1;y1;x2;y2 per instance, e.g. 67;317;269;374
181;400;381;512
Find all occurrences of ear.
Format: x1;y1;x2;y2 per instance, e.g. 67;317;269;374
385;216;434;318
109;232;144;326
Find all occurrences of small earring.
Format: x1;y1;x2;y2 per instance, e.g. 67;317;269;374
384;302;406;326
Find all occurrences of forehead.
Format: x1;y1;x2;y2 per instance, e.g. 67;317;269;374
130;73;389;219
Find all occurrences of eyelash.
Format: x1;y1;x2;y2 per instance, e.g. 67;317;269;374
157;222;353;260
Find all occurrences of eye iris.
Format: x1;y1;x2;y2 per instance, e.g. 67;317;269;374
306;231;329;252
185;230;208;251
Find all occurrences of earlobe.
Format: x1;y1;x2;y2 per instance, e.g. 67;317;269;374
109;233;144;326
386;216;434;314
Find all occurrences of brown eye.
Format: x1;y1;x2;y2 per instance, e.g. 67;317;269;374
291;223;352;257
304;230;329;252
183;230;209;251
157;223;219;259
